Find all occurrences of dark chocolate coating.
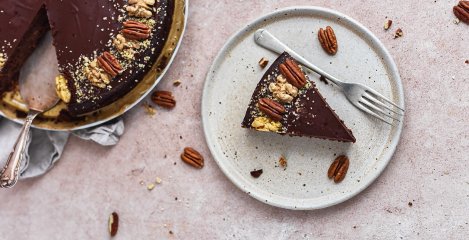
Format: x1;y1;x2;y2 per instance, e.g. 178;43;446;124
241;52;356;143
0;0;174;116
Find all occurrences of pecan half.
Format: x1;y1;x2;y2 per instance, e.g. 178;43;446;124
257;98;285;121
122;20;151;40
108;212;119;237
97;52;122;77
258;57;269;68
327;155;350;183
279;58;307;88
318;26;338;55
384;20;393;30
181;147;204;168
454;1;469;24
394;28;403;39
151;90;176;108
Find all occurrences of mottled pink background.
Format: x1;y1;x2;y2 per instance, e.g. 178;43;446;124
0;0;468;239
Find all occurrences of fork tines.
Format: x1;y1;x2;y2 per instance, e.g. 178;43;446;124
358;89;404;125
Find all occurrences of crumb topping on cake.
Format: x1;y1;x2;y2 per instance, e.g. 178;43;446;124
0;53;6;70
251;116;282;132
269;74;298;103
64;0;160;105
55;75;71;103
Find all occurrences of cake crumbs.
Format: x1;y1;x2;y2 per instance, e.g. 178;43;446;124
173;79;182;86
147;183;155;191
142;102;157;116
155;177;162;184
250;169;263;178
279;156;287;169
393;28;403;39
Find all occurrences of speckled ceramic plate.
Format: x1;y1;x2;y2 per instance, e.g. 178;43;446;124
202;7;404;210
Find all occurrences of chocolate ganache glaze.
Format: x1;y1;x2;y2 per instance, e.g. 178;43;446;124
242;52;356;142
0;0;174;116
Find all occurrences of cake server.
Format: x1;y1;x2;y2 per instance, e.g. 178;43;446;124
0;32;59;188
254;29;404;125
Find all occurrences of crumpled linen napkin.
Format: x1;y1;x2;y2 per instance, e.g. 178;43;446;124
0;117;124;179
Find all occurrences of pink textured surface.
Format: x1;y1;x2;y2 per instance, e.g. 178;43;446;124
0;0;468;239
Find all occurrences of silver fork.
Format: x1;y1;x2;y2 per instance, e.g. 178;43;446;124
254;29;404;125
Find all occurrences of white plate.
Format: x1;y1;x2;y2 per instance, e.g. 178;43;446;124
202;7;404;210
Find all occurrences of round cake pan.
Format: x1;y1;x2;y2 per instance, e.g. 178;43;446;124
0;0;188;131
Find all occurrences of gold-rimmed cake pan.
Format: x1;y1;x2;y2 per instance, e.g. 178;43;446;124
0;0;187;131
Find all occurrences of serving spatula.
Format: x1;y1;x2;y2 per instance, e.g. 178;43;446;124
0;32;59;188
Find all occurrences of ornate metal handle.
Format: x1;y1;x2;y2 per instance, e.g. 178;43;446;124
0;111;39;188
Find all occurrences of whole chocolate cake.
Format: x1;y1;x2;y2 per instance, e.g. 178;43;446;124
0;0;174;116
242;52;356;142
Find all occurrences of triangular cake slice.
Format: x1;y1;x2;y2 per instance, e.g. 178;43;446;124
241;52;356;142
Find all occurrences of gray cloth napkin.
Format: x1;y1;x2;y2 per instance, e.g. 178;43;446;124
0;117;124;179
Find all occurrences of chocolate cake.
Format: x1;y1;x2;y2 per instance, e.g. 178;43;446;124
0;0;174;116
242;52;356;142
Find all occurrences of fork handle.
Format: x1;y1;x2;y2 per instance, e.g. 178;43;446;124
0;111;38;188
254;29;344;88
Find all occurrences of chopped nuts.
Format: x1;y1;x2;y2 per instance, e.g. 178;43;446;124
269;74;298;103
173;79;182;86
155;177;162;184
109;212;119;237
327;155;350;183
0;53;6;70
394;28;403;39
384;20;393;30
181;147;204;169
151;91;176;108
113;34;141;52
147;183;155;190
55;75;71;103
279;156;287;169
251;116;282;132
126;0;155;18
142;101;157;116
84;59;111;88
258;57;269;68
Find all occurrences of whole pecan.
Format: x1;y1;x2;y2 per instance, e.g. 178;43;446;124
122;20;151;40
257;98;285;121
279;58;307;88
454;1;469;24
318;26;338;55
151;90;176;108
97;52;122;77
181;147;204;168
327;155;350;183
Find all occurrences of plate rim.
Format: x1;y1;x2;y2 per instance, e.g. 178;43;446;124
201;6;405;210
0;0;189;132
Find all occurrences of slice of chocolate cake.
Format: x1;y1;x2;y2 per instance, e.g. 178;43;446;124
241;52;356;142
